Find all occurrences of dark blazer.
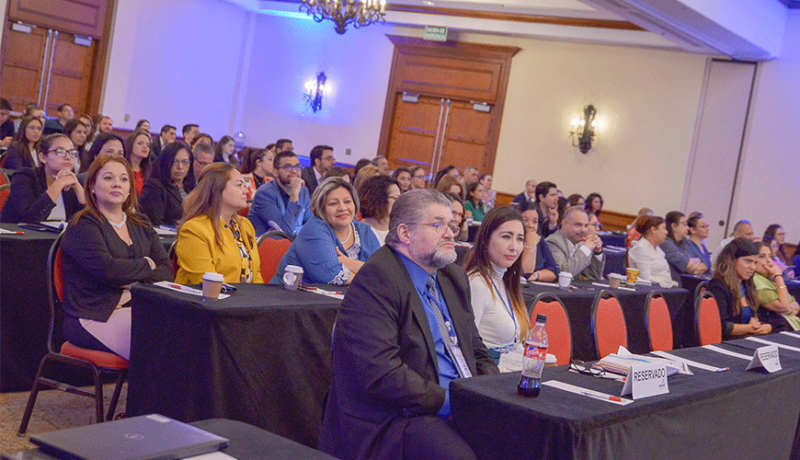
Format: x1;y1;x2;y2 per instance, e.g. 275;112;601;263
138;177;184;227
2;144;35;170
319;246;498;460
43;118;64;135
707;278;744;340
0;167;82;223
511;191;533;208
151;136;164;158
300;165;320;195
61;213;172;322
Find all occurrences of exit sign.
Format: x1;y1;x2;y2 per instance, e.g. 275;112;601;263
424;26;448;42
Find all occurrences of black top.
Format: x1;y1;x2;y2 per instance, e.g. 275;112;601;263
300;166;320;196
2;144;35;170
61;213;172;322
707;278;740;339
43;118;64;135
0;167;82;223
138;177;184;227
0;119;14;140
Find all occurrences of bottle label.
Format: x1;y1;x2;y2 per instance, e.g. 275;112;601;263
524;344;547;361
521;344;547;379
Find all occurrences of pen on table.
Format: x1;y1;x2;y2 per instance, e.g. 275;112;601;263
581;391;622;402
713;367;729;373
4;230;24;235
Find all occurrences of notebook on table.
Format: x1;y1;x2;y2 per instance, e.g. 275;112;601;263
27;414;228;460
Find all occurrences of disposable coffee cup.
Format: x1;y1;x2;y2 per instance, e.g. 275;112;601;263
608;273;625;289
283;265;304;291
201;272;224;301
558;272;573;290
626;267;639;284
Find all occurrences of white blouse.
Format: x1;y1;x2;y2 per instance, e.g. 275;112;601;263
469;263;520;349
628;238;678;288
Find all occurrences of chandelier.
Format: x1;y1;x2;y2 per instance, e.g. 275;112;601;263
300;0;387;34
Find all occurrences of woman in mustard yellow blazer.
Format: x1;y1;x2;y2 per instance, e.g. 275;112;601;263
175;163;263;284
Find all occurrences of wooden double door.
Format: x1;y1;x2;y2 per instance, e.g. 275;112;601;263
387;94;495;177
379;36;519;181
1;22;97;115
0;0;111;116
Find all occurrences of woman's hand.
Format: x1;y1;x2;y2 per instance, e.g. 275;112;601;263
47;168;85;204
144;256;156;270
765;259;782;278
753;323;772;334
464;210;473;219
790;301;800;316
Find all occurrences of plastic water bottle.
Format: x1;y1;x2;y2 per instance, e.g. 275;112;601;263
518;314;548;397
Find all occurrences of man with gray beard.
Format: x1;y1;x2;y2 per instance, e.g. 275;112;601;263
319;189;498;460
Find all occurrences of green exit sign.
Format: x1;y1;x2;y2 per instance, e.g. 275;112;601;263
424;26;448;42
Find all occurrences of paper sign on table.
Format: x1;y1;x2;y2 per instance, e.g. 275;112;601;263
621;361;669;399
745;345;781;373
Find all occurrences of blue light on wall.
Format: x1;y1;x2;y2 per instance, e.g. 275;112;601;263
304;71;328;113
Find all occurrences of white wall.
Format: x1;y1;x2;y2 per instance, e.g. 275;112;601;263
102;0;251;138
736;10;800;243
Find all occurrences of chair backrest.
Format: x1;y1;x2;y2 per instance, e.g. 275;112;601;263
0;184;10;212
591;290;627;359
47;232;66;354
168;240;178;280
694;280;708;301
258;230;294;282
237;206;250;218
695;291;722;346
529;292;572;365
645;291;673;351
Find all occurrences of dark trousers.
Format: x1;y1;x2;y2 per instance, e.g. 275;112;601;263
402;415;478;460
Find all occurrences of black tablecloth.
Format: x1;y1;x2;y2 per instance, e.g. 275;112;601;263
523;281;689;361
126;283;342;448
602;246;626;277
0;224;59;392
191;418;338;460
0;224;174;392
452;338;800;460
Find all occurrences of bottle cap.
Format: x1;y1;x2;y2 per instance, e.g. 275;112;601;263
536;314;547;323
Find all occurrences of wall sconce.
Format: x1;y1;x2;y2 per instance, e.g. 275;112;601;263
304;72;328;113
569;104;597;154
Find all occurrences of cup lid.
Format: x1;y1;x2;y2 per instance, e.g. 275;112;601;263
202;272;224;282
285;265;304;273
609;273;626;279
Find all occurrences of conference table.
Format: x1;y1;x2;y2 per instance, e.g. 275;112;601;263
452;332;800;460
523;281;690;361
0;223;60;392
0;224;174;392
126;283;342;448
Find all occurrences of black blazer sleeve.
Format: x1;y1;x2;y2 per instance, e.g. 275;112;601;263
2;145;32;170
1;168;53;223
707;278;736;339
61;214;173;321
139;179;183;227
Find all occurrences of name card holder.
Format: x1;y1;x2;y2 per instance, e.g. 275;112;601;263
745;345;781;373
621;362;669;399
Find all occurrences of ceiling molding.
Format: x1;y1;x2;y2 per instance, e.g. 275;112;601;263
385;5;644;30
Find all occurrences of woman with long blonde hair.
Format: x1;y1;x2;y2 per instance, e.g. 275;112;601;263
175;162;263;284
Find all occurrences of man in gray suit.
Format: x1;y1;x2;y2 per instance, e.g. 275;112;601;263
546;206;605;280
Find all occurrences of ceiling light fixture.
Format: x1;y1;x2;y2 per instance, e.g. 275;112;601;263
300;0;387;34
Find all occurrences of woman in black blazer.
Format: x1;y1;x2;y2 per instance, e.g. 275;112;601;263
1;134;85;223
61;154;172;360
138;142;193;227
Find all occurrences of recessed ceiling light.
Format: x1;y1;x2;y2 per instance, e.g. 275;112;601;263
422;1;435;5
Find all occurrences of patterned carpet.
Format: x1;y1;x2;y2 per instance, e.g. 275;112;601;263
0;383;127;453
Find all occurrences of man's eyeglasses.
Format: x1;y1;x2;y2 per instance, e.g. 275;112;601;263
172;159;191;166
47;148;79;159
569;359;604;376
280;164;302;172
413;221;459;235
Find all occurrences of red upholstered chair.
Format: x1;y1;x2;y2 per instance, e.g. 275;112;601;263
237;206;250;218
529;292;572;365
0;184;9;213
0;168;9;186
645;291;673;351
694;280;708;301
695;291;722;346
257;230;294;282
18;233;129;435
591;290;627;359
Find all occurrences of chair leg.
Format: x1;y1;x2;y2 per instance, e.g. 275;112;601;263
92;367;104;424
18;356;52;436
106;371;126;421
